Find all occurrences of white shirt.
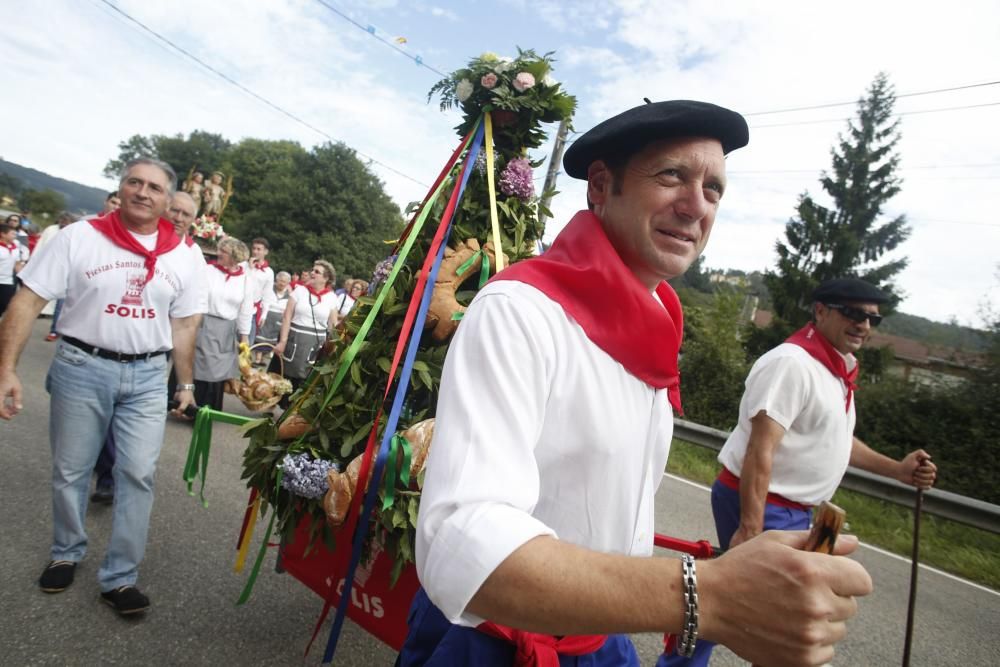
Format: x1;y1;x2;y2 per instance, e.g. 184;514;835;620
247;262;274;304
0;242;29;285
261;286;291;315
203;265;255;335
288;284;338;330
335;292;355;317
19;221;201;353
183;238;209;314
717;343;857;505
416;281;674;626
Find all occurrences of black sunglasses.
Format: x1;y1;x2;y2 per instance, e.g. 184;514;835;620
824;303;883;327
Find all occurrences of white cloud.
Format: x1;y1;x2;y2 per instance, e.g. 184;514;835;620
2;0;998;324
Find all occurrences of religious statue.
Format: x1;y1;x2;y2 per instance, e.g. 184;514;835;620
201;171;229;219
182;170;204;212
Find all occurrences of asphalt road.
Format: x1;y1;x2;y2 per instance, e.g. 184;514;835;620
2;317;998;666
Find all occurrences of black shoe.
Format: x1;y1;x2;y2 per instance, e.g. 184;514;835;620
101;586;150;616
90;487;114;504
39;560;77;593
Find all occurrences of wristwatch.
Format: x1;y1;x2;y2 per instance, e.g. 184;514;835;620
177;383;196;392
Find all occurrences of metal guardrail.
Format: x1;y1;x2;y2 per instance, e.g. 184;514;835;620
673;418;1000;534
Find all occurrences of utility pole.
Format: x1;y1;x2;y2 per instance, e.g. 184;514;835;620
537;118;571;227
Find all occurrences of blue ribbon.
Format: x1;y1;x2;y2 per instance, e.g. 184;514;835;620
322;121;486;664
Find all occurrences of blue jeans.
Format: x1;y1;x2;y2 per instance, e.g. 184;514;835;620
657;480;811;667
45;340;168;591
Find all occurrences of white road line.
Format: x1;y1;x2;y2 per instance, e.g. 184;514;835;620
662;472;1000;597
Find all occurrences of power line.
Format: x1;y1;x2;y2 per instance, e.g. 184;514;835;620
750;101;1000;129
745;80;1000;116
95;0;430;188
312;0;448;78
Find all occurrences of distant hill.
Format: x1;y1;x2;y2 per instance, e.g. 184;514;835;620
0;159;108;214
880;312;989;352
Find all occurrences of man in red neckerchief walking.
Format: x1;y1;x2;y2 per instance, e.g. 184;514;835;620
399;102;876;667
0;157;202;616
660;277;938;666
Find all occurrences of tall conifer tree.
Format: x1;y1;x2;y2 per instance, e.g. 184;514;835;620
765;72;910;328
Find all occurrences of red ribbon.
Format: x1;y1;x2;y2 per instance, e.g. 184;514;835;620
493;210;684;413
785;323;858;411
477;623;607;667
89;210;181;285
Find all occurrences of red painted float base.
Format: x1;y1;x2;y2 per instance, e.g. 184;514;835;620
279;520;419;651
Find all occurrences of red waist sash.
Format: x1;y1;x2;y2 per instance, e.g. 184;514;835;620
476;622;607;667
717;467;812;511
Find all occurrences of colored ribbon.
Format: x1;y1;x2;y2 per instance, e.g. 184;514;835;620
236;467;282;606
319;120;486;665
234;491;261;572
182;407;255;507
455;246;492;289
381;434;412;511
484;111;505;272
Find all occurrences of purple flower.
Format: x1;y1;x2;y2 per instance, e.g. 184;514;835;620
499;157;535;200
280;453;338;499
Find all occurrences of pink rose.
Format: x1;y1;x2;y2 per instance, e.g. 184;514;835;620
481;72;498;89
512;72;535;92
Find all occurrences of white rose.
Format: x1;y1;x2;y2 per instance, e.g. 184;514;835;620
455;78;474;102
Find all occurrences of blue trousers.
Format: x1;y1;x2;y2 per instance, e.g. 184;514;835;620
656;480;811;667
46;340;168;590
93;431;116;491
397;588;640;666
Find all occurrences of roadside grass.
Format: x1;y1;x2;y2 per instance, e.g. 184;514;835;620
666;438;1000;591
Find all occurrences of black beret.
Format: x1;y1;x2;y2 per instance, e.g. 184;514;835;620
812;278;889;305
563;99;749;179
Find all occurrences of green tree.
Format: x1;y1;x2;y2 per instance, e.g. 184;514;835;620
227;141;403;279
104;131;403;278
19;188;66;218
679;291;750;429
0;172;24;199
765;72;910;330
103;131;231;181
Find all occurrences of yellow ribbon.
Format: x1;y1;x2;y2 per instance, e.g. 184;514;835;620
233;493;261;573
484;111;505;272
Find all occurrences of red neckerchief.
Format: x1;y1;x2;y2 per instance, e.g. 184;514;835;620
184;235;194;247
89;210;180;285
210;262;245;281
492;210;684;413
304;284;332;299
786;323;858;411
476;623;606;667
2;242;17;252
253;259;270;271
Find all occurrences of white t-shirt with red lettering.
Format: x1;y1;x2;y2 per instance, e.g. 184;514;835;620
19;221;202;354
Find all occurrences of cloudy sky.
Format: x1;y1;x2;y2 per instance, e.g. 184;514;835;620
2;0;998;326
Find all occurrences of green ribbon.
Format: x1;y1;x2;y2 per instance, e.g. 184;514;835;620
381;434;412;511
236;467;282;606
454;248;492;289
183;407;255;508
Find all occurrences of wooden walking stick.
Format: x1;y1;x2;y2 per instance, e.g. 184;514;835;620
901;457;927;667
751;501;846;667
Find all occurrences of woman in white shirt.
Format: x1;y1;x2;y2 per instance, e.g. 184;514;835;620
193;237;255;410
271;260;339;402
254;270;292;365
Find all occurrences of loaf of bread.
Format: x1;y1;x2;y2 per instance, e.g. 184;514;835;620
323;418;435;526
